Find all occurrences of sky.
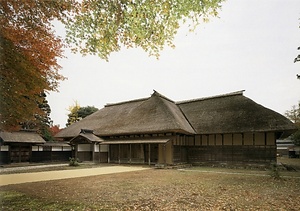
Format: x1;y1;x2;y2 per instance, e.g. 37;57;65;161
47;0;300;127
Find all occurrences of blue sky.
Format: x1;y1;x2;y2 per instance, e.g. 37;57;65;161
48;0;300;127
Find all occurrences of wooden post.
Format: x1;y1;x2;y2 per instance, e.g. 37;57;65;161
92;143;95;163
29;145;32;162
74;144;78;161
164;144;166;166
129;144;132;164
18;145;21;162
99;144;101;164
148;144;151;166
108;145;110;163
8;145;11;164
118;144;121;164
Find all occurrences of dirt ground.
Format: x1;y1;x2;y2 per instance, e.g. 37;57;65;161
0;165;148;186
1;158;300;210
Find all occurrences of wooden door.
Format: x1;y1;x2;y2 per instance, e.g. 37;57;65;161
10;145;30;162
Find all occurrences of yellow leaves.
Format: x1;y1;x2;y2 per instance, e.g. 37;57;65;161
66;100;81;127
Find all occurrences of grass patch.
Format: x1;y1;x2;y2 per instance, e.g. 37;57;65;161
0;191;97;211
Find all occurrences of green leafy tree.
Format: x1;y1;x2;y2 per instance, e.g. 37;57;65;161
285;102;300;145
66;102;98;127
66;0;223;60
78;106;99;119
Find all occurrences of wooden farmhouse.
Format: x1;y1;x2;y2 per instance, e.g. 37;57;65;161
55;90;296;166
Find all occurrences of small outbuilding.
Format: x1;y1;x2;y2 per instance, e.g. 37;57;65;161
0;130;45;163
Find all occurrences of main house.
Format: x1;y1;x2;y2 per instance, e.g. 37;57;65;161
55;90;296;166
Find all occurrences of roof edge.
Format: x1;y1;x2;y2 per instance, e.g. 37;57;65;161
152;90;175;103
105;97;149;107
104;90;174;107
176;90;245;105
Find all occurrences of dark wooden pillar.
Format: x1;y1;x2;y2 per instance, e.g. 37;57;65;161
129;144;132;164
108;145;110;163
163;144;166;165
148;144;151;166
75;145;78;159
98;144;101;163
118;144;121;164
18;145;21;163
92;143;95;162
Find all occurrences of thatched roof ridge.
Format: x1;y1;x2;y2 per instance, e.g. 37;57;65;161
177;90;245;105
104;90;174;107
105;97;149;107
0;131;45;144
152;90;174;102
178;92;296;134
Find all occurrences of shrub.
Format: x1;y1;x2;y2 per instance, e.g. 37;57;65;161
69;157;80;167
269;162;281;179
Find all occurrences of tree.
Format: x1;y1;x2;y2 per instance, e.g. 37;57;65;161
285;102;300;145
294;47;300;79
50;125;62;136
21;92;54;141
1;0;222;131
78;106;99;119
66;102;98;127
294;18;299;79
0;0;76;131
66;101;81;127
66;0;223;61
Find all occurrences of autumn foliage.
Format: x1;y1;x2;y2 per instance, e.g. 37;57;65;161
0;0;222;131
0;0;76;131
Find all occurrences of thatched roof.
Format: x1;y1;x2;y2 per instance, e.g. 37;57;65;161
177;91;296;134
0;131;45;144
55;90;296;139
56;91;195;138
